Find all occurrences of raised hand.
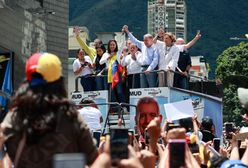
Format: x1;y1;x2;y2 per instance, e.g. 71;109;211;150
138;150;156;168
118;145;143;168
146;117;161;154
73;26;81;36
195;30;201;40
122;25;129;33
146;117;161;142
157;28;165;38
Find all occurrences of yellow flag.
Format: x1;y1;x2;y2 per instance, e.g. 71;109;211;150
107;54;117;83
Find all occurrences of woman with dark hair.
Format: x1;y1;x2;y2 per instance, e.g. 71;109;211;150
73;49;95;91
94;44;106;74
99;40;125;103
0;53;98;168
94;44;108;90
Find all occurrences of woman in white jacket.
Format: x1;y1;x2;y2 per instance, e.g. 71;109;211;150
154;32;180;87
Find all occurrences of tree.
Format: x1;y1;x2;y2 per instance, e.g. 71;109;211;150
216;42;248;125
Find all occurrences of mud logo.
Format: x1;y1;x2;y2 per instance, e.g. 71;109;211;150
71;94;82;100
130;91;142;96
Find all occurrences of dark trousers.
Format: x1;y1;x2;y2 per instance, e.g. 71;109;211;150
95;76;108;90
174;73;188;89
109;74;126;103
80;75;95;91
127;74;140;89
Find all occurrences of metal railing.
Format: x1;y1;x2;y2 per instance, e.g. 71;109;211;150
74;69;208;93
74;74;108;92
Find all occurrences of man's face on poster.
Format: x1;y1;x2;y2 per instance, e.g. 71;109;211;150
137;102;160;135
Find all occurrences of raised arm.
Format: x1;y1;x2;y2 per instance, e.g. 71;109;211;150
153;28;165;44
192;115;201;143
241;139;248;166
74;27;96;61
122;25;143;49
184;31;201;50
230;133;240;160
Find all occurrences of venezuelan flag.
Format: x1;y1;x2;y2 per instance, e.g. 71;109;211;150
107;54;122;88
111;60;123;88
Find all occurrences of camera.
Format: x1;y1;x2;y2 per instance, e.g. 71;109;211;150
169;139;186;168
81;62;89;67
110;128;128;160
225;122;234;139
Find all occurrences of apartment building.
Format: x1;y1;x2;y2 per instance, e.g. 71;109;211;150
148;0;187;40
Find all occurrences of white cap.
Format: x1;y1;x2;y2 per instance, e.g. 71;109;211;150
238;88;248;110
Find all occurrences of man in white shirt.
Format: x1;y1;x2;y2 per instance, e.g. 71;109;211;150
121;43;142;88
73;49;95;91
154;32;180;87
122;25;159;88
78;99;103;132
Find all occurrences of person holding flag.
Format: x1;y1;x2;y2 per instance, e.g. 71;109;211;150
99;40;125;103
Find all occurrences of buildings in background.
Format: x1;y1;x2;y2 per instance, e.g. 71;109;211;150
148;0;187;40
148;0;166;36
189;56;209;81
0;0;69;89
166;0;187;40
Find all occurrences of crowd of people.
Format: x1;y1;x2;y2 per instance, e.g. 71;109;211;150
0;52;247;168
72;26;201;103
83;96;248;168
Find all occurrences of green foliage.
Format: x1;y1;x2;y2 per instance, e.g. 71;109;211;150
216;42;248;125
184;0;248;79
69;0;248;79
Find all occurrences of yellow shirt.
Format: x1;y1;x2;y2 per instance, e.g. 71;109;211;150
76;36;96;61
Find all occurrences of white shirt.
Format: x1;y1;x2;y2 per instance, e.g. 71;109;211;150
78;106;102;131
176;45;186;52
120;51;142;75
99;53;110;67
73;56;93;76
128;32;159;71
99;40;125;67
154;40;180;71
99;52;122;67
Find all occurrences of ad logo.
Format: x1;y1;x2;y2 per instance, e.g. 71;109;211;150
130;91;142;96
71;94;82;100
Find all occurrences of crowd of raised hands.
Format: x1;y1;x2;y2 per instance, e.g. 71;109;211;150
88;115;248;168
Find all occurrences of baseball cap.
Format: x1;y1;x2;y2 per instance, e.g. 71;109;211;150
26;52;62;86
238;88;248;110
220;160;248;168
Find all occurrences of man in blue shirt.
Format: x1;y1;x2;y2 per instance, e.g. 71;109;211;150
122;25;159;88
